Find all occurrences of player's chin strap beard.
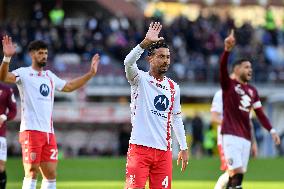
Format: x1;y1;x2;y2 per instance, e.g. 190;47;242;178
159;70;167;75
38;62;46;68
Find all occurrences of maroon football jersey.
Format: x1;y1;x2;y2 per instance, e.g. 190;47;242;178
0;83;17;137
219;52;266;141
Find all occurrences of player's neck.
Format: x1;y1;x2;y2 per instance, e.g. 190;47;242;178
31;64;44;72
236;77;247;85
149;70;164;80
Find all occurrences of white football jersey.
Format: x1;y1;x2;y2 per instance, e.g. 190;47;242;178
211;90;223;145
211;90;223;116
124;45;186;151
12;67;66;133
129;71;181;151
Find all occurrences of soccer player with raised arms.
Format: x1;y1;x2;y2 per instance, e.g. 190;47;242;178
124;22;188;189
0;35;100;189
220;30;281;189
211;87;258;189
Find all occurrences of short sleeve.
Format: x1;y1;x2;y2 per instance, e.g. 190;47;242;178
211;90;223;113
48;71;67;91
12;67;25;84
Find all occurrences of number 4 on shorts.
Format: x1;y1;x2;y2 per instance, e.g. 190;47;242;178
162;176;168;188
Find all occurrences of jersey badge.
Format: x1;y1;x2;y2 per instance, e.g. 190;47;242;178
40;84;50;97
154;95;169;111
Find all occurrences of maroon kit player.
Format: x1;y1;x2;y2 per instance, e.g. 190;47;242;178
220;30;281;189
0;83;17;189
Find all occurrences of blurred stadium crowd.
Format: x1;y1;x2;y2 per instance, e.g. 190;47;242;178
1;1;284;84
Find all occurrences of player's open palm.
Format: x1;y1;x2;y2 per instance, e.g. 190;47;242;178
140;22;164;49
224;30;236;52
90;54;100;76
145;22;164;42
2;35;16;57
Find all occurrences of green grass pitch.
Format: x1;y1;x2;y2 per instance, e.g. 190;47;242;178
6;157;284;189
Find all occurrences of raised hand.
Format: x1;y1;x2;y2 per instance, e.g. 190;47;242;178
140;22;164;49
224;30;236;52
2;35;16;57
89;54;100;76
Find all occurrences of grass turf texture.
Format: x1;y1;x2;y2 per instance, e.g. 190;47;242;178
7;157;284;189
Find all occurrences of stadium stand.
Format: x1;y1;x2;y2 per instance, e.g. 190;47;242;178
1;0;284;157
1;1;284;84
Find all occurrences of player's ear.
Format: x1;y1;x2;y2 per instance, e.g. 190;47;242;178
235;66;241;74
28;51;33;57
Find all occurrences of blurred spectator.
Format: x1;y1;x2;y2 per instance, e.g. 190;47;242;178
203;124;217;156
7;144;21;157
191;112;204;158
118;124;131;156
252;118;264;149
32;1;44;24
49;2;65;26
276;132;284;156
1;3;284;83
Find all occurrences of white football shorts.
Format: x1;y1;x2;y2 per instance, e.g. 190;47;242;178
222;134;251;172
0;137;7;161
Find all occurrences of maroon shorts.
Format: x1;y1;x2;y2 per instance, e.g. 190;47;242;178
19;130;58;164
125;144;172;189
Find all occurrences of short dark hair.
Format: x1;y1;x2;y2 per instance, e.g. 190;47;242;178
147;40;169;56
231;58;251;72
28;40;48;52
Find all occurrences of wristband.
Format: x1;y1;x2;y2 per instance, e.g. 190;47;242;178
0;114;7;121
270;128;276;134
2;56;11;63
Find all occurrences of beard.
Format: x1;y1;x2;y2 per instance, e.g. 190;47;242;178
240;74;250;83
158;66;169;74
37;61;46;68
158;69;167;75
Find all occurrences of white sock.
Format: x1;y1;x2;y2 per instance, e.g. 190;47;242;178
22;177;37;189
40;179;56;189
214;172;229;189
